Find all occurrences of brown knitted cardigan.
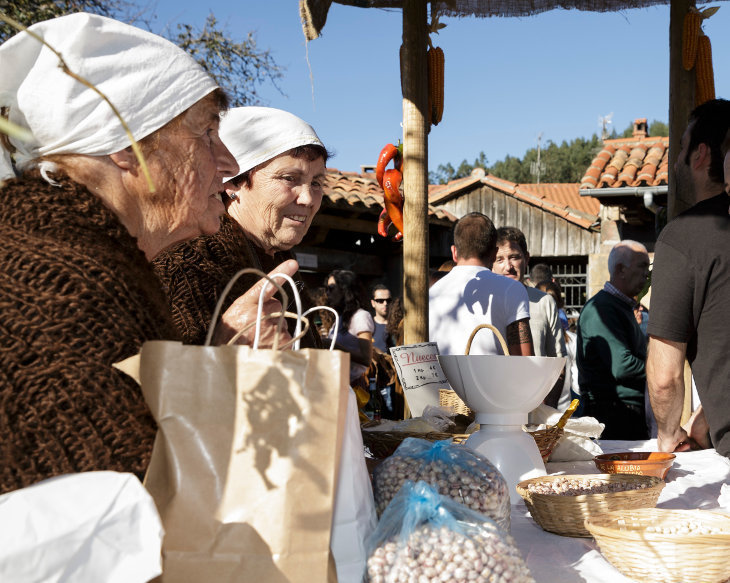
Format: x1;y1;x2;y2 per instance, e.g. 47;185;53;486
0;177;179;493
154;214;322;347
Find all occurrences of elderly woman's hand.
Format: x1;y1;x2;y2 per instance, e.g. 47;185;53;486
214;259;299;347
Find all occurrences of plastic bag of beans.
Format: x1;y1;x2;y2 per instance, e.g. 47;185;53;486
372;437;510;532
365;480;534;583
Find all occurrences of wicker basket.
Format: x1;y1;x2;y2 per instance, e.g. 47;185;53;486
526;425;564;463
361;424;454;460
439;388;473;416
516;474;664;537
585;508;730;583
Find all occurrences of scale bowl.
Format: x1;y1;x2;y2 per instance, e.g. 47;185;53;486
438;355;566;425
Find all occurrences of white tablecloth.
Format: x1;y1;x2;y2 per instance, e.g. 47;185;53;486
511;440;730;583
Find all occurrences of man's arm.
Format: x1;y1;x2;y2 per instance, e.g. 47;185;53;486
647;336;692;452
506;318;534;356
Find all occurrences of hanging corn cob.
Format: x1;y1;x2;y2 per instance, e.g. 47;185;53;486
427;46;445;126
695;32;715;105
682;8;701;71
683;5;720;107
427;14;446;127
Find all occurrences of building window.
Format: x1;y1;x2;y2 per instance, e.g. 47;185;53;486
530;258;587;318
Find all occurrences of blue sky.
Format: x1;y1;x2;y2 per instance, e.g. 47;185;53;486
152;1;730;176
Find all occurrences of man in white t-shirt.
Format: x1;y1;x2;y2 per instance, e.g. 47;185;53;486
429;212;533;356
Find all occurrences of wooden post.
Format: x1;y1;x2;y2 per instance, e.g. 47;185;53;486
401;0;429;345
669;0;696;219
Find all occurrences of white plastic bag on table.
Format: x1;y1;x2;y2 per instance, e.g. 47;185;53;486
308;304;378;583
372;437;510;532
0;472;163;583
364;480;534;583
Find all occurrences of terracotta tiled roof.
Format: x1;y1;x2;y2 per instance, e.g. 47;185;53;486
429;169;599;230
323;168;457;224
579;136;669;190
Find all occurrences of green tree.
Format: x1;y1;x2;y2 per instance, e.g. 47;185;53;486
429;151;488;184
0;2;282;107
433;134;605;184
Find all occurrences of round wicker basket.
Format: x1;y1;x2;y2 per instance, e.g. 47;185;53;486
585;508;730;583
438;388;472;416
516;473;664;537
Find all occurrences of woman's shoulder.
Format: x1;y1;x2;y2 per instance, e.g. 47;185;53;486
349;308;375;333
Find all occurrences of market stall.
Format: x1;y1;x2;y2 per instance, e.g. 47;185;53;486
513;440;730;582
298;0;701;344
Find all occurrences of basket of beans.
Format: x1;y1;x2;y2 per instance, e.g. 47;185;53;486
515;474;664;537
585;508;730;583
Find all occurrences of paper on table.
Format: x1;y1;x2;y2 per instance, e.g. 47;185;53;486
0;472;163;583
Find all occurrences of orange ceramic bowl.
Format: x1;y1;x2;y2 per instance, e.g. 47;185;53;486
593;452;676;480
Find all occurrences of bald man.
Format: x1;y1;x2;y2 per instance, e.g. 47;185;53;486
576;240;651;439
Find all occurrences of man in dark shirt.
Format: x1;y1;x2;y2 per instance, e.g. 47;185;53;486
370;284;393;352
576;240;651;439
647;99;730;457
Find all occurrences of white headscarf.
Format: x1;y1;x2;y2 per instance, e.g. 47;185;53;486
218;107;324;181
0;12;219;180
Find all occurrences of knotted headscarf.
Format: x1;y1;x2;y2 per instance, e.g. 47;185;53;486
0;12;219;180
218;106;324;181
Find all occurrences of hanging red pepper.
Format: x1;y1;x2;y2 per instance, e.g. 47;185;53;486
377;208;403;241
383;168;404;235
375;142;403;189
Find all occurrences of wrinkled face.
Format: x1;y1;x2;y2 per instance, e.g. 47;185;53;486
492;241;528;282
674;122;697;202
144;94;238;247
620;249;651;298
229;151;326;253
371;288;392;318
724;149;730;194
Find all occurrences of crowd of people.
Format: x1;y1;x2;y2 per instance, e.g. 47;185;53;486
0;11;728;508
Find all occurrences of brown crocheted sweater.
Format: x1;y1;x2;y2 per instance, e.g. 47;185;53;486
0;177;179;493
154;214;322;347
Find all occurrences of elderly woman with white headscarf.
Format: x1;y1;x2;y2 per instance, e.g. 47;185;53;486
0;14;295;493
154;106;330;346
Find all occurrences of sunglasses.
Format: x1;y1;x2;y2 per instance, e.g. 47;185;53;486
373;298;392;304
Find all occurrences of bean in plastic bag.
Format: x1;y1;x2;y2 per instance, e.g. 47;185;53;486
365;480;534;583
373;437;510;532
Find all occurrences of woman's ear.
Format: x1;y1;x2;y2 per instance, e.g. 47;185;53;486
109;147;136;170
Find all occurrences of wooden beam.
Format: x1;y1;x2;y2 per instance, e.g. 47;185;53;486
401;0;429;345
311;213;379;233
293;245;385;275
669;0;695;219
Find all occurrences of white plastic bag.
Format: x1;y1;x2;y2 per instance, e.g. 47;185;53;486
0;472;163;583
330;387;378;582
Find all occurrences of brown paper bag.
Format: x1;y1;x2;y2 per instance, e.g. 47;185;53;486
136;340;348;582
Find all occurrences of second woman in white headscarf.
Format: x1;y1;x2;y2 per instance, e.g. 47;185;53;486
154;106;331;346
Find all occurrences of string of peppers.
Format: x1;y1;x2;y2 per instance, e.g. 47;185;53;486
375;15;446;241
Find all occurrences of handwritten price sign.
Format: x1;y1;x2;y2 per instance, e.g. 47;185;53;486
389;342;451;416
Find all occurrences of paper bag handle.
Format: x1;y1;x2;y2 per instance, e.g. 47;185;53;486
226;311;311;351
205;267;290;347
255;273;303;350
299;306;340;351
465;324;510;356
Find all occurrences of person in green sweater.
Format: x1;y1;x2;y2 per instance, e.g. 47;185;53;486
576;240;651;439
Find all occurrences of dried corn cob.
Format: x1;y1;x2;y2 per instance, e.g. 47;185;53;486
695;32;715;106
682;9;701;71
427;46;444;126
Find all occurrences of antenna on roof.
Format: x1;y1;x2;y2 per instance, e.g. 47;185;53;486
529;132;546;184
598;112;613;140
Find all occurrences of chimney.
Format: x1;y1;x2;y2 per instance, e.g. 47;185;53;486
633;118;648;138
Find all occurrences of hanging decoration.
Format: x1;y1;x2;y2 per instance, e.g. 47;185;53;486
682;4;720;106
